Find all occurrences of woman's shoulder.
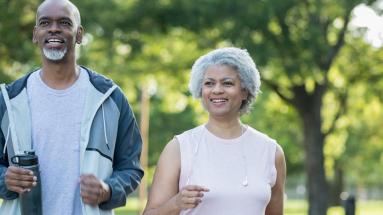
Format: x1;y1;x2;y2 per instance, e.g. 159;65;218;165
173;125;205;153
176;124;205;139
246;126;278;146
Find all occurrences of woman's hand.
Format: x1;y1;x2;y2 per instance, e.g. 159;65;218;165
143;139;209;215
174;185;209;210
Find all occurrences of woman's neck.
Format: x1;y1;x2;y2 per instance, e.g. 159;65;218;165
205;117;244;139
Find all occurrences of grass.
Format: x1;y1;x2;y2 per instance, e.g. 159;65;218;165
284;200;383;215
1;198;381;214
115;199;383;215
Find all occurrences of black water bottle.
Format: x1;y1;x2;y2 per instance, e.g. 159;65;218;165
11;151;43;215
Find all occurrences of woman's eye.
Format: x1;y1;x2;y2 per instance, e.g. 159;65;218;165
204;82;214;86
223;82;234;86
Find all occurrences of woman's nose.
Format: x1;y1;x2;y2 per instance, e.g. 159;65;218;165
212;84;223;93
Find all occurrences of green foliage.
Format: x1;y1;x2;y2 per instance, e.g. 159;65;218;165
0;0;40;81
147;104;198;166
114;199;383;215
323;36;383;185
242;90;304;174
1;0;383;205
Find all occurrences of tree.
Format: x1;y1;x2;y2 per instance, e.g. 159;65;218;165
121;0;379;214
324;35;383;203
2;1;382;214
0;0;40;82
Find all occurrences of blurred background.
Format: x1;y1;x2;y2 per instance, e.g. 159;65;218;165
1;0;382;214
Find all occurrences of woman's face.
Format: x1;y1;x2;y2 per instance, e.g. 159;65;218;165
201;65;248;119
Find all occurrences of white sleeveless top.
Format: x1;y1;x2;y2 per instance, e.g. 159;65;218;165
177;125;277;215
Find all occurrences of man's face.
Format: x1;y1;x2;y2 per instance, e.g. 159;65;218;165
33;1;82;62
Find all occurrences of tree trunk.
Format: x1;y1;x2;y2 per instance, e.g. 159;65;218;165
294;85;328;215
329;162;344;206
302;112;328;215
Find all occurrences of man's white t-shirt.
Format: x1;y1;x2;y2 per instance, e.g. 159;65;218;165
27;68;90;215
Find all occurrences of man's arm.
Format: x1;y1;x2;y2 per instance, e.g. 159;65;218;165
0;93;15;199
99;90;144;210
0;129;19;200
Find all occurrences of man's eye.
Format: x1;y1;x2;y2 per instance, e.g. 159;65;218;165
61;21;72;26
39;21;49;26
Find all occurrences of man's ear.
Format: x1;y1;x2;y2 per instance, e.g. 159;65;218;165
75;26;84;44
32;27;37;43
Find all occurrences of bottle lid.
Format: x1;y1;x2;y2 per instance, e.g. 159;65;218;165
11;151;38;166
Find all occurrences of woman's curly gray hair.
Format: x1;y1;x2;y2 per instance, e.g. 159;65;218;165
189;47;261;114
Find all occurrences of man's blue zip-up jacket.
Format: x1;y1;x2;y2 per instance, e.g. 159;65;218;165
0;66;144;214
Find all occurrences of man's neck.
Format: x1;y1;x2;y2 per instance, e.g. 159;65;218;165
40;61;80;90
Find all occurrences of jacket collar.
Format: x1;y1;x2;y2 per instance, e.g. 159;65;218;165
5;66;114;99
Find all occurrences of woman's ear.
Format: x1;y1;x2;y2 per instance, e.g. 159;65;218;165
241;89;249;101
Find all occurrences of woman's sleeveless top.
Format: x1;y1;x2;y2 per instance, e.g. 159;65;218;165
177;125;277;215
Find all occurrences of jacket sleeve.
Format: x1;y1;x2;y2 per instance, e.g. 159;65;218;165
99;89;144;210
0;95;19;200
0;146;18;200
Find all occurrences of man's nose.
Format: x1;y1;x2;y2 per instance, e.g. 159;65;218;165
48;22;61;33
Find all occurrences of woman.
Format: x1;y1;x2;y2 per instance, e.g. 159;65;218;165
144;47;286;215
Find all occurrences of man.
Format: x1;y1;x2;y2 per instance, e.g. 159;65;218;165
0;0;144;214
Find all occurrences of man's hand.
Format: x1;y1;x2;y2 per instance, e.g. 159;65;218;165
5;166;37;194
80;174;111;206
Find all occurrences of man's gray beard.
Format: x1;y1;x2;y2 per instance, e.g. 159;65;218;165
43;48;67;61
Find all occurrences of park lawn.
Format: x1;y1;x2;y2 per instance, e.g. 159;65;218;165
115;199;383;215
1;198;380;214
285;199;383;215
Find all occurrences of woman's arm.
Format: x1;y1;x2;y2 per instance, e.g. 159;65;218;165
143;138;208;215
265;144;286;215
